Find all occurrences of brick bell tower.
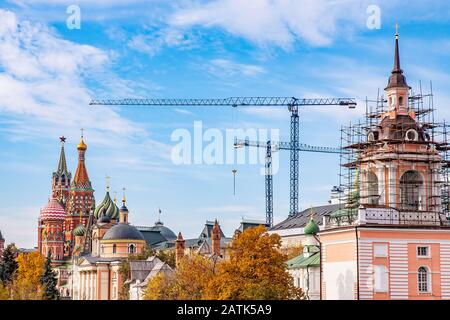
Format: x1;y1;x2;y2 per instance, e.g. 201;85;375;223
64;131;95;256
52;136;71;209
358;29;444;223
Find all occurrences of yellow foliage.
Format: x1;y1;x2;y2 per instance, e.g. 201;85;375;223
14;252;45;300
144;272;174;300
144;253;216;300
206;225;304;300
144;225;304;300
0;283;9;300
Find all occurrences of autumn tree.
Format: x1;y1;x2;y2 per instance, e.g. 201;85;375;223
41;253;59;300
206;225;304;300
0;283;9;300
14;251;45;300
0;243;18;285
144;253;216;300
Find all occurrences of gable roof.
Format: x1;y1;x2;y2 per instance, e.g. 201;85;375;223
270;203;343;231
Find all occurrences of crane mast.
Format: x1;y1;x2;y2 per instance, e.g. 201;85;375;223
234;139;341;227
90;96;356;219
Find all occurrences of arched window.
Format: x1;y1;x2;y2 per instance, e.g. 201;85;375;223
112;244;117;254
367;172;379;205
128;244;135;254
418;266;430;293
400;170;423;210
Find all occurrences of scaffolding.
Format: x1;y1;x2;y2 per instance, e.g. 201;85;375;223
334;82;450;227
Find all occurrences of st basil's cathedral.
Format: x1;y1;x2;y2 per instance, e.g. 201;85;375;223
38;134;96;263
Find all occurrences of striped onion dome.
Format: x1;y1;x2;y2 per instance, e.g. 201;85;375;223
40;198;66;221
94;191;119;220
73;223;86;236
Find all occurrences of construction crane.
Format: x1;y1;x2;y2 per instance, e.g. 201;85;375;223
90;96;356;217
234;139;342;227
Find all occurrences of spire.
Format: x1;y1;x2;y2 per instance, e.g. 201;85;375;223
73;130;91;187
386;24;410;90
56;136;69;175
393;22;400;73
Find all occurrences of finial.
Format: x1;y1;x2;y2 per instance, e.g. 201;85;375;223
59;136;66;144
80;128;85;138
113;191;117;203
105;174;110;192
395;22;399;39
157;207;161;223
122;187;126;204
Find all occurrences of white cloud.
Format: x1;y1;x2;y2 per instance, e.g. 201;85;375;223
170;0;369;48
128;27;197;57
204;58;266;77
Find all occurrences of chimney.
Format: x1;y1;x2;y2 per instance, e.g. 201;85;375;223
211;219;221;256
175;232;185;267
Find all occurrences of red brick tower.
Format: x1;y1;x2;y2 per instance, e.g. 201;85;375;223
52;136;71;209
38;198;65;266
64;132;95;256
175;232;185;267
211;220;221;256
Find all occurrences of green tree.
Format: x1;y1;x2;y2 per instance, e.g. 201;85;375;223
0;243;18;285
41;253;59;300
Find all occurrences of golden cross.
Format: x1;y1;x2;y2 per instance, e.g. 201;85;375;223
122;187;126;203
80;128;85;138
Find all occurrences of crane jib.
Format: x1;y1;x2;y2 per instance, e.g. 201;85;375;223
89;97;357;107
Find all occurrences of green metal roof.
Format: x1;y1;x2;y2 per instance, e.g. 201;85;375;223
287;251;320;269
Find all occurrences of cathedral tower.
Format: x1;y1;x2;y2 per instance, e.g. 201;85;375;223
64;132;95;256
52;136;71;208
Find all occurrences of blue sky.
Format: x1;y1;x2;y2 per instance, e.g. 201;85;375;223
1;0;450;247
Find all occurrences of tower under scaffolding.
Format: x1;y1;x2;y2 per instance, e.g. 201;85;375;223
333;82;450;227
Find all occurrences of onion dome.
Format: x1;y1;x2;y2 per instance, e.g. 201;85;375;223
73;224;86;236
77;136;87;151
102;224;144;241
304;218;319;235
40;198;66;221
94;191;119;220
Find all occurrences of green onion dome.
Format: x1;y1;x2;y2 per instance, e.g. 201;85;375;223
94;191;119;220
304;218;320;235
73;223;86;237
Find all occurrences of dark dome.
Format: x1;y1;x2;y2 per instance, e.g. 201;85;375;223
153;221;177;241
97;214;111;224
102;223;145;241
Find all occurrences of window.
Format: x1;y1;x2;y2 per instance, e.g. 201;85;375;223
400;170;423;210
374;243;388;258
101;245;104;254
399;96;404;106
113;244;117;254
374;265;389;292
417;246;430;257
128;244;135;254
418;266;430;293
